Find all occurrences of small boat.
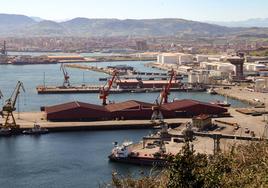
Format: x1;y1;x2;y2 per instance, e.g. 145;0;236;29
23;123;48;135
131;88;145;93
0;128;12;136
211;95;231;107
108;141;168;166
210;100;231;107
207;88;217;95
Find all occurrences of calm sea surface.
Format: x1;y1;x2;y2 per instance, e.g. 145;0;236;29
0;58;248;187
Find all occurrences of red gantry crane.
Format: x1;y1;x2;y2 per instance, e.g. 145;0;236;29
1;81;25;129
151;69;176;121
99;70;119;105
60;64;70;87
159;69;176;105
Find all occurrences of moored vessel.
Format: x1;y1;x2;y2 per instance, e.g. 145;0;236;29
108;140;168;167
207;87;217;95
0;128;12;136
23;123;49;135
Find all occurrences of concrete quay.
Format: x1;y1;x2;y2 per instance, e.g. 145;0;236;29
216;86;268;106
12;112;189;132
5;107;267;138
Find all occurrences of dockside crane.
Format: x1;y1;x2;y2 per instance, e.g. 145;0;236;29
60;64;70;87
151;69;176;121
1;81;25;129
159;69;176;105
150;70;176;155
99;70;119;105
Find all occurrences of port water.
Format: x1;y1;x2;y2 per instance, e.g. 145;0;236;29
0;130;152;187
0;59;249;187
0;60;248;112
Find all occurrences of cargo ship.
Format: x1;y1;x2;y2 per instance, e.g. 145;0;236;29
12;56;57;65
36;85;124;94
36;79;192;94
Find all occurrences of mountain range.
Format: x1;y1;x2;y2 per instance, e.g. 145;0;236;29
209;18;268;28
0;13;268;37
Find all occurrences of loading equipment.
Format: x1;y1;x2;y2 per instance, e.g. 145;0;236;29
1;81;25;129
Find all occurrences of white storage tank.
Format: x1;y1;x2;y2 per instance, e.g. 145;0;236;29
157;54;163;64
255;78;268;92
188;73;198;83
179;54;193;65
196;55;208;62
162;53;178;64
217;63;235;73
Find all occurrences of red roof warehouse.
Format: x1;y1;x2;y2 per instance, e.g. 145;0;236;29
45;99;228;121
162;99;227;117
105;100;156;120
45;101;110;121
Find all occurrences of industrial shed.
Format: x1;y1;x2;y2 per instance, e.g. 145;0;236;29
105;100;155;120
162;99;228;117
44;99;228;122
45;101;110;121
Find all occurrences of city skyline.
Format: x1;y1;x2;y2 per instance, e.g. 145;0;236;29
0;0;268;22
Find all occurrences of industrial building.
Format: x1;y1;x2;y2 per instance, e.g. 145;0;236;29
178;54;193;65
200;61;235;72
188;72;210;84
244;63;266;72
105;100;155;120
196;55;208;62
192;114;212;130
157;53;179;64
45;101;110;121
157;53;193;65
254;77;268;93
44;99;228;121
161;99;227;117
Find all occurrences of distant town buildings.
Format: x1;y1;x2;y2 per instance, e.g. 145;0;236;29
135;40;148;51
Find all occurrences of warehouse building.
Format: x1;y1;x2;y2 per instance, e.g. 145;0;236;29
105;100;156;120
45;99;228;121
162;99;227;117
45;101;110;121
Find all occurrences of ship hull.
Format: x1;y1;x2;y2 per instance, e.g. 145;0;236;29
108;154;168;167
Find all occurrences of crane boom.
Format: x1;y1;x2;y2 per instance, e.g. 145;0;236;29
2;81;25;128
159;69;176;105
151;69;176;122
99;70;118;105
60;64;70;87
10;81;25;108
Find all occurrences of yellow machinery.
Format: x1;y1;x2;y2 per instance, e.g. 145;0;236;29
1;81;25;129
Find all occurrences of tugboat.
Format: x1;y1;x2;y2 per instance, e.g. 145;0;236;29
23;123;49;135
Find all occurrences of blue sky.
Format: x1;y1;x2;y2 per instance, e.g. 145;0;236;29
0;0;268;21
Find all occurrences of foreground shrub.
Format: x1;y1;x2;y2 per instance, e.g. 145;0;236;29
108;141;268;188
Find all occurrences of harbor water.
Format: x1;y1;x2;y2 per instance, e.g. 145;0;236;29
0;130;152;188
0;60;249;187
0;61;248;112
